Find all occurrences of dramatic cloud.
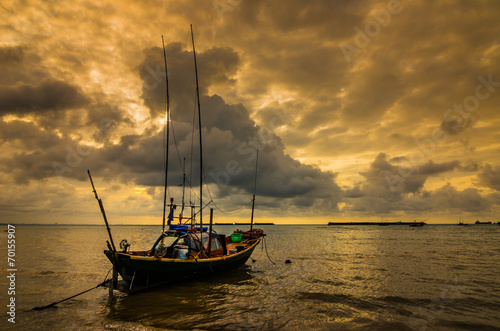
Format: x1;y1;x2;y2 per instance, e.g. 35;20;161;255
0;79;89;115
478;164;500;191
344;153;490;215
1;0;500;223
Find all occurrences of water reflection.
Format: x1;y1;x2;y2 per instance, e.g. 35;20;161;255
107;266;255;329
6;224;500;330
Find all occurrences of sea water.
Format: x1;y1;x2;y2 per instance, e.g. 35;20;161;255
1;224;499;330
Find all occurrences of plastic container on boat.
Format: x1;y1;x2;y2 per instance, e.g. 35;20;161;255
228;248;237;255
230;233;242;243
170;224;189;231
174;245;189;259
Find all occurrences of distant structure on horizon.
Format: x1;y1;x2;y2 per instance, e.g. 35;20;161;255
475;221;492;225
328;221;426;226
213;222;275;225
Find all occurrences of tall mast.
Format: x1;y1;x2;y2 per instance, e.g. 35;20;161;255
191;24;203;229
250;149;259;231
180;157;186;222
162;35;171;233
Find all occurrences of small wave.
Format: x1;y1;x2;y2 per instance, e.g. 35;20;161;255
454;297;500;311
298;291;353;304
35;270;69;277
297;292;378;310
378;295;415;305
435;319;500;330
309;279;346;287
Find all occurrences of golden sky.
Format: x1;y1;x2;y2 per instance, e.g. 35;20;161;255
1;0;500;224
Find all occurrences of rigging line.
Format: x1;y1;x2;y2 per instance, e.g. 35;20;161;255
185;178;199;201
168;112;186;177
212;199;254;215
193;200;213;216
202;169;254;215
199;156;253;215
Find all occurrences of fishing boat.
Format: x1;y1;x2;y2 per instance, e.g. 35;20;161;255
102;225;264;293
89;26;265;293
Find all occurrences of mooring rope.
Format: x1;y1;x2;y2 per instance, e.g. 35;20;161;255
263;236;276;265
32;280;108;311
32;268;114;311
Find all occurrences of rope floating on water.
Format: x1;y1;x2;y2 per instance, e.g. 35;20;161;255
32;280;108;311
263;236;276;265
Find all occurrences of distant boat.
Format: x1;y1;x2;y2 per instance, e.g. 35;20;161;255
409;221;425;227
90;27;265;294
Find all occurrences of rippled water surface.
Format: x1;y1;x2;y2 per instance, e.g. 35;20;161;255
2;224;500;330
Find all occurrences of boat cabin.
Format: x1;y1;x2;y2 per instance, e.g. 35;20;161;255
150;229;226;259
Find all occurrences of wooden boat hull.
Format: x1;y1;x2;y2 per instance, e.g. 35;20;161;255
105;237;261;292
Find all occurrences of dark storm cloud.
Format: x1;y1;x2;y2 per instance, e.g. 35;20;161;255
344;186;364;198
364;154;460;195
440;113;478;136
237;0;366;36
418;160;460;175
345;153;485;214
478;164;500;191
0;45;24;62
86;43;345;210
0;119;61;150
0;119;85;184
428;184;491;213
0;79;89;116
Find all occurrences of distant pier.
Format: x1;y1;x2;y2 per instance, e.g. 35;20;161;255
214;222;275;225
328;221;426;226
234;222;275;225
